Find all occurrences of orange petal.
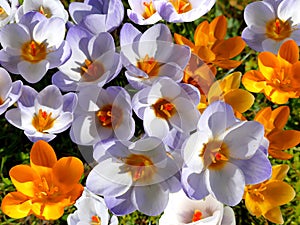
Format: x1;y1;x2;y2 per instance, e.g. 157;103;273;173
197;46;216;63
270;164;289;181
194;21;209;46
278;40;299;64
9;165;38;198
258;52;279;80
254;107;272;129
268;129;300;151
53;157;84;190
223;89;255;113
263;207;284;224
267;88;293;104
291;62;300;88
174;33;195;50
209;15;227;40
272;106;290;129
207;80;224;104
243;191;263;217
1;192;32;219
31;201;65;220
213;59;242;69
30;140;57;169
212;37;246;59
221;72;242;91
242;70;267;93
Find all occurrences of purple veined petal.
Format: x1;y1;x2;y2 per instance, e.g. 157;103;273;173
45;112;73;133
7;80;23;108
125;70;151;90
278;0;300;25
0;67;12;100
155;1;182;23
68;2;95;24
261;38;286;54
33;17;66;48
81;14;107;34
230;149;272;185
113;115;135;141
17;85;38;108
143;107;170;139
207;162;245;206
93;139;127;162
62;92;78;113
164;128;189;150
182;130;208;173
221;206;236;225
224;121;264;159
17;60;49;83
0;23;30;50
105;0;124;32
104;189;136;216
86;159;133;196
19;11;46;30
35;85;63;110
241;27;265;52
89;32;115;60
47;41;72;68
181;168;210;200
25;129;57;142
120;23;141;47
259;137;269;156
52;71;79;92
244;1;275;33
76;85;103;111
180;83;201;105
131;86;151;118
132;184;169;216
0;51;21;74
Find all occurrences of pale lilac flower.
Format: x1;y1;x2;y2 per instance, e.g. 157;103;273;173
127;0;162;25
242;0;300;53
67;188;118;225
52;26;121;92
0;0;18;28
86;137;181;216
15;0;69;23
181;101;272;206
120;23;190;89
0;67;22;115
5;85;77;142
154;0;216;23
69;0;124;34
159;190;235;225
132;77;200;140
70;86;135;146
0;12;71;83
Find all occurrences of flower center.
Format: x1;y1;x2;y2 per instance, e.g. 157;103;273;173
200;141;229;170
270;68;293;91
142;1;156;19
125;154;156;182
32;109;55;132
38;6;52;18
192;209;202;222
35;177;59;199
81;59;105;82
266;18;292;41
0;7;8;19
21;40;47;63
96;104;122;128
170;0;192;14
245;184;267;202
91;215;101;225
152;98;176;120
137;54;161;78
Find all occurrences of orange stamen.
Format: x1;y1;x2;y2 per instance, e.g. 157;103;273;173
192;209;202;222
143;1;156;19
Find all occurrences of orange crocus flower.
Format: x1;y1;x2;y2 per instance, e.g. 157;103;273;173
1;140;84;220
242;40;300;104
254;106;300;160
174;15;246;75
244;164;295;224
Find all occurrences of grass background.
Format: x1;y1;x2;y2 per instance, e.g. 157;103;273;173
0;0;299;224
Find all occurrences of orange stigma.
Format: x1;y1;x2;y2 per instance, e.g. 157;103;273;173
192;209;202;222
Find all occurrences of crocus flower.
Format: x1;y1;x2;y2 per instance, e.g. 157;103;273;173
175;15;245;75
15;0;69;23
86;136;181;216
5;85;77;142
1;140;84;220
70;85;135;146
154;0;216;23
127;0;162;25
52;26;121;92
242;0;300;53
254;106;300;159
0;11;71;83
68;188;118;225
0;0;18;28
69;0;124;34
132;77;200;140
120;23;190;89
181;101;272;206
244;164;295;224
159;190;235;225
0;67;22;115
242;40;300;104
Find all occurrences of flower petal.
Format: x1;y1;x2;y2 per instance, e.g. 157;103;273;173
278;40;299;64
223;89;254;113
30;140;57;170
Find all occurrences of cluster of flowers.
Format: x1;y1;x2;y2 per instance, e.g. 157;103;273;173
0;0;299;224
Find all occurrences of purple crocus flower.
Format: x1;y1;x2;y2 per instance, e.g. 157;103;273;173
69;0;124;34
0;67;22;115
181;101;272;206
5;85;77;142
52;26;121;92
0;0;18;28
120;23;190;89
86;136;181;216
242;0;300;53
0;12;71;83
70;85;135;146
154;0;216;23
132;77;200;140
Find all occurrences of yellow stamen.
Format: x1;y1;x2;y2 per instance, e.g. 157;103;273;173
169;0;192;14
266;18;293;41
21;40;47;63
152;98;176;120
142;1;156;19
0;7;8;19
32;109;55;132
80;59;105;82
96;105;113;127
137;54;161;78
